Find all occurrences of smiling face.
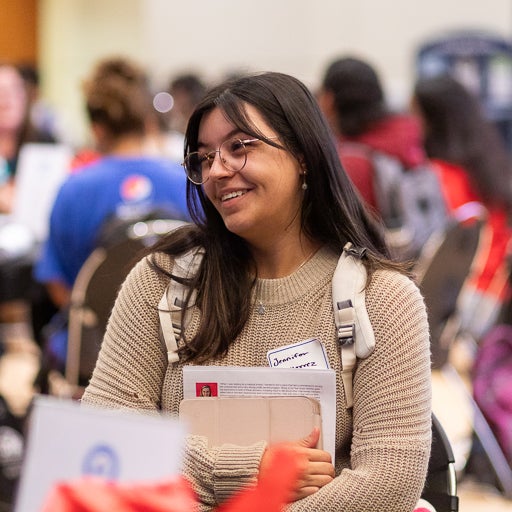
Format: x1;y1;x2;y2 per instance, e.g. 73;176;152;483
199;104;305;249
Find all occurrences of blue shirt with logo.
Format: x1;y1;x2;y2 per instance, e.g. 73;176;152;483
34;155;189;288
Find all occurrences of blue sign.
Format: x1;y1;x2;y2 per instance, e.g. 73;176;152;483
416;30;512;151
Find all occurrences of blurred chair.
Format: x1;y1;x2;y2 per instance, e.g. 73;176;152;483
441;364;512;500
419;413;459;512
65;218;187;392
415;217;484;369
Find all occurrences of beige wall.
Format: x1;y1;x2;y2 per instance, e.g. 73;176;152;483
39;0;512;146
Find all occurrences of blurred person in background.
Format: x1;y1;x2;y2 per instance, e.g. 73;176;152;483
412;74;512;338
0;63;56;213
317;56;426;212
168;73;207;136
154;72;207;162
33;56;190;372
18;63;63;144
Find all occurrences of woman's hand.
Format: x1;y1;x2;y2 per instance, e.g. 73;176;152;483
260;428;335;502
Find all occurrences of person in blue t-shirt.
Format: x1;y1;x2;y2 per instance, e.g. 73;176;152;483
36;157;188;289
33;57;190;371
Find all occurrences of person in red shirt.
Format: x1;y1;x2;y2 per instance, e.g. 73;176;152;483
317;56;427;213
412;74;512;338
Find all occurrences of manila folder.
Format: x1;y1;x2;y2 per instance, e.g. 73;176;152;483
179;396;322;448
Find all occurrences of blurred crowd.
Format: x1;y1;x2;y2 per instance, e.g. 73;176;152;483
0;52;512;509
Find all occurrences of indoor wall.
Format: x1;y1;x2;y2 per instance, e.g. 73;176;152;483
38;0;512;146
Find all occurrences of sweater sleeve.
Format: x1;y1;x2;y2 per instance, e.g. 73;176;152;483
287;271;432;512
182;436;267;510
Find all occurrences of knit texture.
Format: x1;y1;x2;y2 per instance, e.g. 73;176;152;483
82;246;432;511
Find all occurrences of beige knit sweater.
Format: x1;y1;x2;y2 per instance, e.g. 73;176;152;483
82;245;432;512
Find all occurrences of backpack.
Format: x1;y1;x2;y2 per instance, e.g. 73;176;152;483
343;143;449;261
472;323;512;465
158;243;375;409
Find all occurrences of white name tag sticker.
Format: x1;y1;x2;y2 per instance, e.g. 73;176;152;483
267;338;330;370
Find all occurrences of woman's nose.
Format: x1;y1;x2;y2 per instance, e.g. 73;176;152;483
208;153;233;180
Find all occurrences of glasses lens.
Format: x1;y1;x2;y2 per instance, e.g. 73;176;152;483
184;138;249;184
219;138;247;173
184;152;205;184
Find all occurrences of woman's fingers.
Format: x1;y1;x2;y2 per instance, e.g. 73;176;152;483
295;460;335;487
260;428;335;502
297;427;321;448
288;429;335;501
293;485;319;500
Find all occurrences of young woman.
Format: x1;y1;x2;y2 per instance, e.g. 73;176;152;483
82;72;432;511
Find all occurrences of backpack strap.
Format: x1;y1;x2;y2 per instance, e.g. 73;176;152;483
333;243;375;408
158;248;204;363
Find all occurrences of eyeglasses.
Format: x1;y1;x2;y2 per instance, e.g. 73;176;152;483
182;137;266;185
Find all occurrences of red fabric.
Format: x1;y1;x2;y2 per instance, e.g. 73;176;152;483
432;159;512;298
69;148;102;173
41;446;304;512
40;476;197;512
348;114;426;168
218;446;303;512
430;159;479;211
337;145;378;208
336;114;426;210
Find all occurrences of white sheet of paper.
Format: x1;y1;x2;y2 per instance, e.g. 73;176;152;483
182;366;337;462
11;143;72;241
14;395;185;512
266;338;330;369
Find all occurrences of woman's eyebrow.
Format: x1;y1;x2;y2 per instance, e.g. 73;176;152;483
197;128;247;150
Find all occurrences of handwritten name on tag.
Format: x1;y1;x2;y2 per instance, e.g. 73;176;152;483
267;338;330;370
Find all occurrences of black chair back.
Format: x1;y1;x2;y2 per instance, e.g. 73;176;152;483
66;218;187;387
421;413;459;512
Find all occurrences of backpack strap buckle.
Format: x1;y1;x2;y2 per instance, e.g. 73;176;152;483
335;299;355;346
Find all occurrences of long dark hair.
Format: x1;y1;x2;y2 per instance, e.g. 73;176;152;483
414;74;512;210
151;71;401;362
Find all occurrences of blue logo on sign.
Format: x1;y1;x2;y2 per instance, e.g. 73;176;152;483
82;444;120;479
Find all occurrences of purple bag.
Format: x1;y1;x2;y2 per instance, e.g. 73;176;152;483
473;324;512;464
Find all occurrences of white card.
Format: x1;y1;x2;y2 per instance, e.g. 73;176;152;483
15;396;185;512
267;338;330;370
